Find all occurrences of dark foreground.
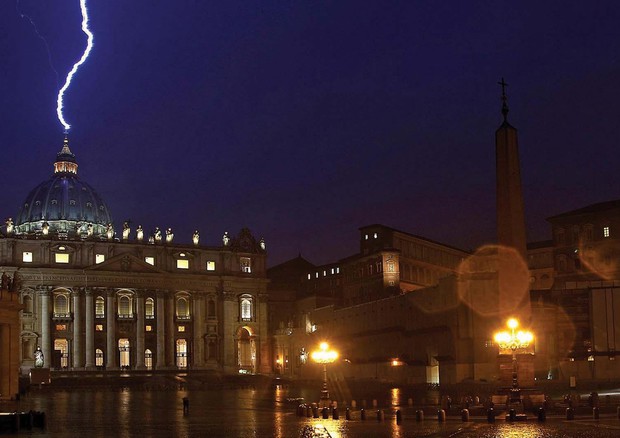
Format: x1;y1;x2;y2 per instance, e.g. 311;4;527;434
2;376;620;437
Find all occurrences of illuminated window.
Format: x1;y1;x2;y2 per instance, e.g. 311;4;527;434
178;326;186;332
176;259;189;269
145;349;153;369
95;296;105;318
374;233;378;239
145;325;152;332
206;261;216;271
118;294;133;318
54;294;69;315
307;274;311;280
22;252;33;262
95;254;105;264
331;268;334;274
176;297;190;319
365;234;369;240
240;257;251;273
240;295;253;321
323;270;326;276
55;253;70;264
95;349;104;367
588;355;595;362
56;324;66;331
336;267;340;274
96;324;103;331
603;226;610;238
145;298;155;319
145;256;155;265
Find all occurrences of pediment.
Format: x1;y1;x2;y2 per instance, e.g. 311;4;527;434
85;253;164;274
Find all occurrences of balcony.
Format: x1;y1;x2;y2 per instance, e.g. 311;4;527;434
117;313;135;321
52;312;73;321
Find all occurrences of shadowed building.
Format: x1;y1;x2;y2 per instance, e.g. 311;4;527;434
1;137;270;375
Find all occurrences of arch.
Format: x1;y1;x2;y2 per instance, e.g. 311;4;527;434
119;338;130;369
95;296;105;317
145;297;155;319
54;293;69;316
176;339;188;369
236;326;256;374
117;291;134;318
95;348;104;368
145;349;153;370
176;296;190;318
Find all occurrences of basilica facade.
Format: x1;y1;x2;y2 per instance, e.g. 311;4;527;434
1;137;270;376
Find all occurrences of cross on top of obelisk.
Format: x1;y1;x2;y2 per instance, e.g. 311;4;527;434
498;77;509;122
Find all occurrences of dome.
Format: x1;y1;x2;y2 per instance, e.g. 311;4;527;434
15;136;113;238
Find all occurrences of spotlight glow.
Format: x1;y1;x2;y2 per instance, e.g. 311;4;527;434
56;0;94;132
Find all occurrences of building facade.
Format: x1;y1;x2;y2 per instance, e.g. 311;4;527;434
2;137;270;375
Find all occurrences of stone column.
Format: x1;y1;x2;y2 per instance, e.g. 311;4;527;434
136;291;145;369
258;293;271;374
193;295;205;368
106;289;117;369
221;289;238;373
85;289;95;369
156;292;166;369
72;289;82;369
39;288;51;368
167;294;175;368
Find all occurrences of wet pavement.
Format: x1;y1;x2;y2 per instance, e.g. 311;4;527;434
3;382;620;437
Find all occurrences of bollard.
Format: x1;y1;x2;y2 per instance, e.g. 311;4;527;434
313;406;319;419
461;408;469;422
537;407;546;422
361;408;366;421
333;407;339;420
346;407;351;421
322;407;329;419
416;409;424;421
593;407;600;420
396;409;402;424
376;410;384;422
306;405;312;418
351;400;357;409
372;399;378;408
297;404;303;416
566;407;574;420
509;409;516;422
437;409;446;422
487;408;495;423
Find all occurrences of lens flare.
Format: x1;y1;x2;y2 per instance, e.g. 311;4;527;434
56;0;94;132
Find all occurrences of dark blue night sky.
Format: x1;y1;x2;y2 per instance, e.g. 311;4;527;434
1;1;619;266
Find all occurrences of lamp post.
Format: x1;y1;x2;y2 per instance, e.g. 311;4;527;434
311;342;338;408
494;318;533;403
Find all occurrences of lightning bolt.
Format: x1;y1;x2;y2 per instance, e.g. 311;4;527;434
56;0;94;132
16;0;60;88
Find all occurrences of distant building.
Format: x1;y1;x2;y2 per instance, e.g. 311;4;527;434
1;137;270;375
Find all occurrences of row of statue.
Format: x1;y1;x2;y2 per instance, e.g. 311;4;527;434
1;271;21;293
4;217;266;250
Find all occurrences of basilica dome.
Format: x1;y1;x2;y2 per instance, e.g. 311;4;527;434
15;136;113;238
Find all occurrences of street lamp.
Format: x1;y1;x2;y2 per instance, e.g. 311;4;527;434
494;318;534;403
311;342;338;408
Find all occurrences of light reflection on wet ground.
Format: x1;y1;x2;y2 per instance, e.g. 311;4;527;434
5;386;620;437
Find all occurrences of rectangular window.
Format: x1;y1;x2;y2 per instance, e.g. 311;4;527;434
95;254;105;264
240;257;252;273
145;325;152;332
22;251;33;263
176;259;189;269
604;226;610;238
145;256;155;265
55;253;70;264
206;261;216;271
95;324;103;332
178;326;185;332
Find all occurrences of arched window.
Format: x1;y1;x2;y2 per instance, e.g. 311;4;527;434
117;293;133;318
54;294;69;316
145;298;155;319
176;296;190;319
95;296;105;318
95;348;104;368
207;299;216;319
145;349;153;370
240;295;253;321
176;339;188;369
119;338;130;369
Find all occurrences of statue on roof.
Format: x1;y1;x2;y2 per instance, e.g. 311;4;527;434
192;230;200;245
122;221;130;240
166;228;174;243
136;225;144;241
5;218;14;235
223;231;230;247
